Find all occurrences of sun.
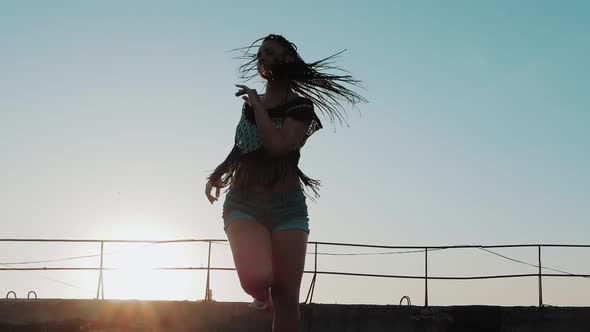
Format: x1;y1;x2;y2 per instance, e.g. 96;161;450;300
84;213;243;301
92;221;205;300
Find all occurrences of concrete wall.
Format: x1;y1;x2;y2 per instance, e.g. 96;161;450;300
1;300;589;331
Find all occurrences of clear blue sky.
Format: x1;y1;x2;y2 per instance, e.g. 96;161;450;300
1;0;589;305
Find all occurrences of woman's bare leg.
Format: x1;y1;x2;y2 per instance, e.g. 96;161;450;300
226;220;273;302
270;229;308;332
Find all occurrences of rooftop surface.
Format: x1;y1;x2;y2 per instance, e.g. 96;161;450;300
1;299;589;331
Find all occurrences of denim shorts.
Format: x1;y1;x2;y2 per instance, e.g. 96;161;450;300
222;188;310;234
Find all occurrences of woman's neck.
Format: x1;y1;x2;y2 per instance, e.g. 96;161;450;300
263;80;292;104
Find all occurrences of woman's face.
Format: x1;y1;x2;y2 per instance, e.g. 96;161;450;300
257;40;286;65
257;40;295;79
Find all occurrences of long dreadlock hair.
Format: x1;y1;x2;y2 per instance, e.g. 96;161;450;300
232;34;367;126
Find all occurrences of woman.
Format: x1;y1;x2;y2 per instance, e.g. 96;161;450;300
205;34;366;332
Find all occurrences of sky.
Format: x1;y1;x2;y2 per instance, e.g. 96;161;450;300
1;0;589;306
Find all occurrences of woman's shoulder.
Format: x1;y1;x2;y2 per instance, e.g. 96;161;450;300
264;95;311;115
284;95;314;110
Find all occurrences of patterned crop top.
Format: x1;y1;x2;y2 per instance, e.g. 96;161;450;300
207;96;323;195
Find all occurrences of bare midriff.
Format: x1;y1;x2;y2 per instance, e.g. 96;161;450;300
230;171;301;193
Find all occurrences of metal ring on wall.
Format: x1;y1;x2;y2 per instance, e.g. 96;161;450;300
399;295;412;306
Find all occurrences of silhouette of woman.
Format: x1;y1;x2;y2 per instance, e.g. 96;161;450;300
205;34;366;332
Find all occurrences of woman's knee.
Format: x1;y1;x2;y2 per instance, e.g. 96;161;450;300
239;270;273;295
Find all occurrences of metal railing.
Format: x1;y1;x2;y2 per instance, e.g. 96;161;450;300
1;239;589;306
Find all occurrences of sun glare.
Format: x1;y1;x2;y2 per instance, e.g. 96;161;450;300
91;222;207;300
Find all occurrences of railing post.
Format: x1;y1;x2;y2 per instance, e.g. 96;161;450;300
538;245;543;307
205;240;212;301
305;242;318;304
424;247;429;307
310;242;318;302
96;241;104;300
